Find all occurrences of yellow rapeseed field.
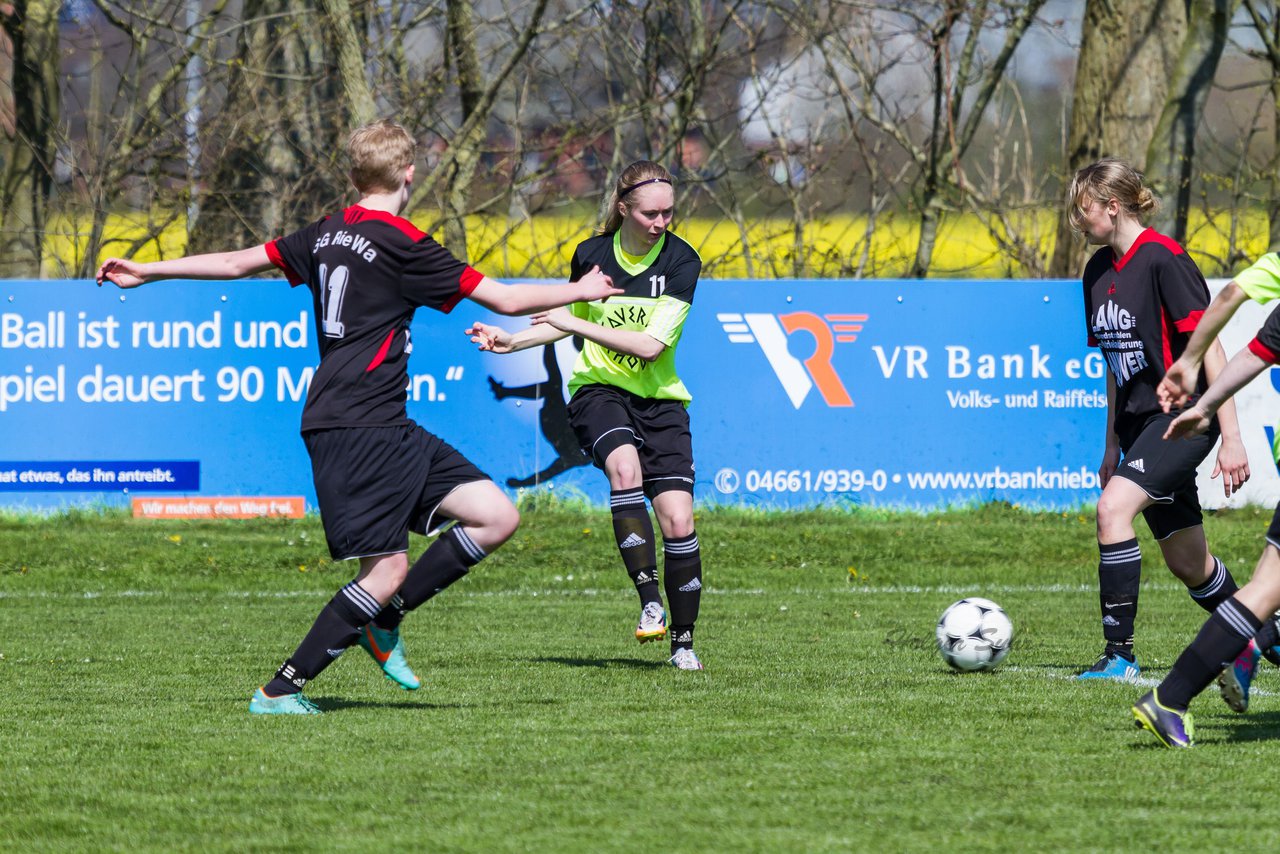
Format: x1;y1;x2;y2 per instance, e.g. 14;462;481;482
43;207;1271;280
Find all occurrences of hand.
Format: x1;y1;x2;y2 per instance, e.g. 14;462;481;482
1098;445;1120;490
96;258;147;289
466;322;513;353
1162;406;1212;441
1157;359;1198;412
1211;435;1250;498
575;265;624;302
530;307;575;332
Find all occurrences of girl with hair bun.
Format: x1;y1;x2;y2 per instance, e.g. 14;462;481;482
468;160;707;670
1068;157;1250;683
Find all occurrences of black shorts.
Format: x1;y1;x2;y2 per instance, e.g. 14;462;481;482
304;423;489;560
566;384;694;498
1113;411;1219;540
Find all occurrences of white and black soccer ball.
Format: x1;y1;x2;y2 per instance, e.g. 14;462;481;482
936;597;1013;672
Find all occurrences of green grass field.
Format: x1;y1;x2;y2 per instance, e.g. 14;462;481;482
4;503;1280;851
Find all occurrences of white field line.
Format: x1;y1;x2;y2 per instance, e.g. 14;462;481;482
4;586;1275;698
0;581;1200;600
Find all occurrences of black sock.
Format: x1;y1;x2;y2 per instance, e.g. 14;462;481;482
263;580;381;696
1256;613;1280;663
1160;596;1262;711
1187;556;1238;612
611;488;660;607
1098;538;1140;656
379;526;486;627
372;595;406;631
663;531;701;652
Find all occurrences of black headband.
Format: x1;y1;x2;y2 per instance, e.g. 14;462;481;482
619;177;672;198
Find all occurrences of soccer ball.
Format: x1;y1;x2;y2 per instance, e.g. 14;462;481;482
936;597;1013;672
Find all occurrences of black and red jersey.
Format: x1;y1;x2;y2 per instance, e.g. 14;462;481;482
266;205;481;432
1248;303;1280;364
1081;228;1209;439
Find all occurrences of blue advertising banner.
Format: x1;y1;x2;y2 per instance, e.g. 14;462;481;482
3;276;1268;512
682;280;1106;508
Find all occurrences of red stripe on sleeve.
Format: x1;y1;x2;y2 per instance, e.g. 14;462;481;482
264;240;304;286
366;328;398;372
1249;337;1280;364
1174;309;1204;333
1161;310;1174;369
439;266;484;314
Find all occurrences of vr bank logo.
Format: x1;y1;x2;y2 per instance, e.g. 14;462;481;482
719;312;866;408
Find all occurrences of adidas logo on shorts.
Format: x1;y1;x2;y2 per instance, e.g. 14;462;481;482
679;578;702;592
620;533;647;549
1126;458;1145;473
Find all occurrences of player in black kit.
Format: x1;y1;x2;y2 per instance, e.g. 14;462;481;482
1068;158;1250;683
97;119;622;714
467;161;707;670
1134;286;1280;745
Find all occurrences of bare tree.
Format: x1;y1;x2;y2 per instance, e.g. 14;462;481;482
404;0;550;261
1146;0;1240;242
1240;0;1280;252
0;0;59;276
322;0;375;127
795;1;1047;277
188;1;353;254
14;0;1273;282
1049;0;1188;277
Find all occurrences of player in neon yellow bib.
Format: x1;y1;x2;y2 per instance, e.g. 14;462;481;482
468;160;706;670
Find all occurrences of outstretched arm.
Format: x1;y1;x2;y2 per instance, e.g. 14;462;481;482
1164;347;1269;441
97;246;275;288
467;265;622;315
466;320;568;354
529;307;667;362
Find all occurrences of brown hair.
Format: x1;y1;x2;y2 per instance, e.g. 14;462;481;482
600;160;674;234
1067;157;1159;232
347;119;417;194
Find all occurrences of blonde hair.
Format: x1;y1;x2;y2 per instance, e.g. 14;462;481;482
1067;157;1159;232
601;160;674;234
347;119;416;194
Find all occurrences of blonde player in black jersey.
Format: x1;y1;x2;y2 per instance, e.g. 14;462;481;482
1069;158;1250;682
467;161;706;670
98;119;622;714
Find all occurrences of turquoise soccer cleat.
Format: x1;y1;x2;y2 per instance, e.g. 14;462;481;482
358;624;422;691
249;687;322;715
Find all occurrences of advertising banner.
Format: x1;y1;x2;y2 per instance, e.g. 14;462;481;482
2;278;1275;512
